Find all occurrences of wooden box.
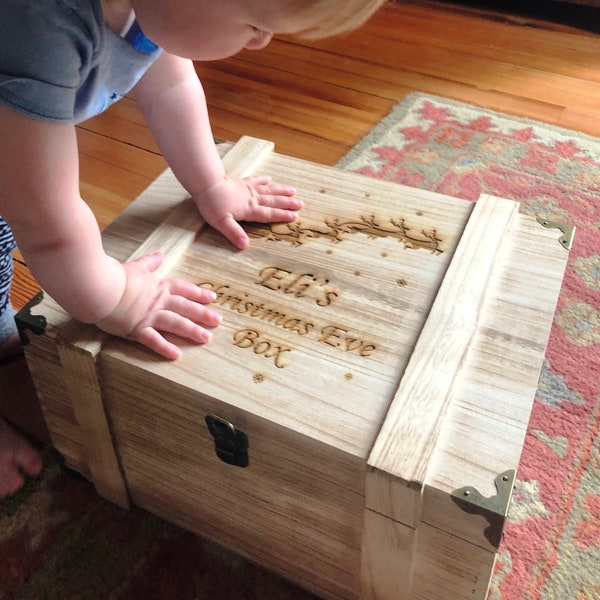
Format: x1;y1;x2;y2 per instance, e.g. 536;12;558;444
19;138;571;600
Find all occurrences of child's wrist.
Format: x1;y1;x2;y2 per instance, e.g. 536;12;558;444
89;258;128;325
192;174;229;201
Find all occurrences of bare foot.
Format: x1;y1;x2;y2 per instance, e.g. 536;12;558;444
0;417;43;498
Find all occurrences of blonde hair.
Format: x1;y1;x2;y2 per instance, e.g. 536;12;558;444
286;0;387;39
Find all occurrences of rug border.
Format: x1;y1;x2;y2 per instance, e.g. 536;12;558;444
335;92;600;168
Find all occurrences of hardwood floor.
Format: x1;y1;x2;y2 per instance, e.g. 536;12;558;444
10;0;600;310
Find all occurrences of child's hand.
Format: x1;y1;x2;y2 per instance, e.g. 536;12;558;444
194;175;303;249
95;252;222;360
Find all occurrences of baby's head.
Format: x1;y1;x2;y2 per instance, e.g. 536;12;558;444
129;0;386;60
274;0;387;39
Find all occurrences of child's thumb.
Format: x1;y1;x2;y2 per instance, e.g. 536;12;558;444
131;251;164;272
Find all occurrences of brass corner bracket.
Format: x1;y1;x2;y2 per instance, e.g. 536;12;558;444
14;290;47;346
536;218;575;251
451;469;516;549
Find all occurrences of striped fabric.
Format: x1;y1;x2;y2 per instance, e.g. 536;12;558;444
0;217;16;319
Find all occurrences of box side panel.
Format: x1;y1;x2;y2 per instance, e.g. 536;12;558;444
361;509;415;600
100;355;365;600
360;514;494;600
411;524;496;600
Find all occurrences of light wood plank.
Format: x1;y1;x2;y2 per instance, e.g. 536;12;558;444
367;195;519;524
56;329;130;508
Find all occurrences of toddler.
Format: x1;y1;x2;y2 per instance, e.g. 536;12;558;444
0;0;384;497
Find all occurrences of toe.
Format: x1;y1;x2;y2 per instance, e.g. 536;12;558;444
16;444;43;477
0;418;43;498
1;472;25;497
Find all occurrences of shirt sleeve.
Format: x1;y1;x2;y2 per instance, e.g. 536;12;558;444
0;0;102;122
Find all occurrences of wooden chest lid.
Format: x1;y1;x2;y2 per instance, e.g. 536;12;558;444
97;137;479;459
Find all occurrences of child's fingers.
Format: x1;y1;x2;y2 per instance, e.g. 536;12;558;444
247;207;299;224
213;214;250;250
135;309;216;356
260;183;298;198
244;175;271;184
165;293;222;328
243;175;297;200
135;312;214;360
135;326;181;360
148;310;213;343
167;279;218;305
255;192;303;211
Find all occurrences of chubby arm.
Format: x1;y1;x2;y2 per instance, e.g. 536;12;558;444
0;104;221;358
134;52;303;249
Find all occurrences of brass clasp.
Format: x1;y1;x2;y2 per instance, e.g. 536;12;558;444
205;414;249;468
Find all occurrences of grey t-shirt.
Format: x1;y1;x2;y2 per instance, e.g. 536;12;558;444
0;0;161;124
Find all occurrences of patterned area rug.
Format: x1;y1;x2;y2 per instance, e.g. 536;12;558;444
1;93;599;599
